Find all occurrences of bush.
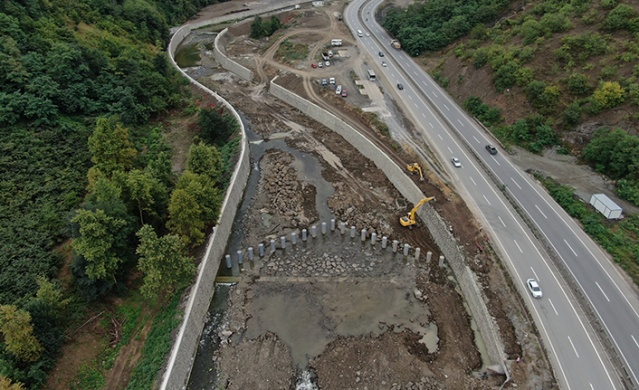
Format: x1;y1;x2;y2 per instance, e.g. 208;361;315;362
540;12;573;32
473;48;490;69
464;96;502;126
562;102;583;126
494;61;519;92
566;73;593;96
617;179;639;206
591;81;625;110
582;128;639;180
602;4;638;31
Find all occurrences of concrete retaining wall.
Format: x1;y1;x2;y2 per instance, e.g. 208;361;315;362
185;0;305;30
269;79;507;370
214;28;253;81
161;25;250;390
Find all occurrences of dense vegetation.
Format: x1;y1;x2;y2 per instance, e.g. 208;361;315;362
383;0;512;56
0;0;241;388
384;0;639;205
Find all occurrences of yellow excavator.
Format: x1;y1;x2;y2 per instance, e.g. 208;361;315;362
400;197;435;227
406;163;424;181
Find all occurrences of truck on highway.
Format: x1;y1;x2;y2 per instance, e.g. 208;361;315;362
390;39;401;49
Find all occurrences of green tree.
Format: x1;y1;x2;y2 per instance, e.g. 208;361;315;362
0;305;43;362
198;107;238;146
187;142;221;182
88;117;137;175
266;16;282;35
71;209;128;281
35;276;71;313
250;15;266;39
125;169;161;224
136;225;195;298
167;188;205;245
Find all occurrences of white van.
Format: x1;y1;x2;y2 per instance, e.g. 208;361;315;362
357;30;363;37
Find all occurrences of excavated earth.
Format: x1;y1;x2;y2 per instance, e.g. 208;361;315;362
182;1;557;389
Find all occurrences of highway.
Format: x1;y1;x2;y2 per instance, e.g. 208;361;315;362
345;0;639;389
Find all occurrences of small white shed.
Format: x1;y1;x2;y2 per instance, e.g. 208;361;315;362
589;194;623;219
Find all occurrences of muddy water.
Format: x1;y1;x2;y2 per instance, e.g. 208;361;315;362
174;42;201;68
186;284;230;389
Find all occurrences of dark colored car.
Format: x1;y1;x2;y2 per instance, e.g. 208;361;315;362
397;83;404;90
379;51;384;57
486;145;498;155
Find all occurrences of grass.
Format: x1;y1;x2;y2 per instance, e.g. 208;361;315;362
69;291;147;390
125;290;184;390
276;38;309;64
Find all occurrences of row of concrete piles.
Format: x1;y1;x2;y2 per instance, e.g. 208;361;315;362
224;219;445;270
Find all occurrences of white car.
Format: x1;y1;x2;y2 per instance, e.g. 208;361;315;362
381;61;387;67
527;279;543;299
336;85;343;95
451;157;461;168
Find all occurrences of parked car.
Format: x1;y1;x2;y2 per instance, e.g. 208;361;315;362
341;89;347;97
325;61;330;67
527;279;543;299
378;51;384;57
311;63;317;68
451;157;461;168
329;77;335;85
321;78;327;86
318;62;323;68
381;61;387;67
397;83;404;90
486;145;498;155
336;85;342;95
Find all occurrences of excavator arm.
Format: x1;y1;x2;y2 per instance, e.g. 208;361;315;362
399;197;435;227
406;163;424;181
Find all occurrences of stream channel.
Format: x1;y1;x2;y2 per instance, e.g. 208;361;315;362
187;115;335;389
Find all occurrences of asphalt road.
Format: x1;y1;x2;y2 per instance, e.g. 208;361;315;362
344;0;639;388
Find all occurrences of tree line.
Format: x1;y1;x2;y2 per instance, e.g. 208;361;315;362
0;0;237;387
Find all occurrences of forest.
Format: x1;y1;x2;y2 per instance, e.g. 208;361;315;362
0;0;239;388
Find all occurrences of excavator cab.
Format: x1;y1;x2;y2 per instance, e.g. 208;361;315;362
406;163;424;181
400;197;435;227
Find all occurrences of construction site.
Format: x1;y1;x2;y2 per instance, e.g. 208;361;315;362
173;1;557;389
